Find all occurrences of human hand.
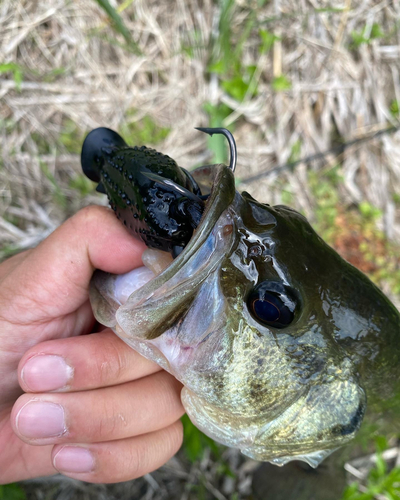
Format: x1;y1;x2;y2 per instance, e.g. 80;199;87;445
0;206;184;484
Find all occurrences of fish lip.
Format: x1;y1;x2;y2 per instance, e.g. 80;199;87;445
117;165;236;305
114;197;236;345
89;164;235;329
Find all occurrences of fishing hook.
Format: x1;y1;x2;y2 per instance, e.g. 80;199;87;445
195;127;237;173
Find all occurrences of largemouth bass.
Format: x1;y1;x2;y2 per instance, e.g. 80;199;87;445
82;127;400;470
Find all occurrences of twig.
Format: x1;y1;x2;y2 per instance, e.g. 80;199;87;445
240;124;400;184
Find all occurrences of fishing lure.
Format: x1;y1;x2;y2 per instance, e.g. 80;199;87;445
81;127;236;257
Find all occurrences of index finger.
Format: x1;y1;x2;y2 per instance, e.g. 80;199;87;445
18;329;161;393
0;205;146;324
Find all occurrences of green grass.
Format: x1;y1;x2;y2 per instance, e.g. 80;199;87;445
69;174;97;197
206;2;262;103
181;414;222;463
119;114;170;146
92;0;141;54
201;102;233;165
0;483;26;500
58;119;85;154
351;22;384;48
308;166;400;296
39;161;67;210
342;438;400;499
390;100;400;118
272;74;292;91
201;1;283;115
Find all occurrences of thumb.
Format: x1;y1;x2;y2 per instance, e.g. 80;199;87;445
0;205;146;324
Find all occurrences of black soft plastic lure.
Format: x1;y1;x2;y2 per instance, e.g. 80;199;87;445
81;127;236;256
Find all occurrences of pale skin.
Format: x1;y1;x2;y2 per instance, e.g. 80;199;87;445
0;205;184;484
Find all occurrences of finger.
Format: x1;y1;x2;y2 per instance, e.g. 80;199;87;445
12;371;184;445
52;420;183;483
0;205;146;325
0;426;56;483
0;300;95;409
0;249;31;281
18;329;161;393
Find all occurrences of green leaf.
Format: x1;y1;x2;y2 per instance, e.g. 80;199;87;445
0;62;24;91
207;59;225;75
202;102;233;165
288;139;302;163
390;100;399;117
259;29;279;53
351;31;368;47
370;23;384;39
374;435;388;453
374;453;387;479
203;102;232;124
272;74;292;91
342;482;362;499
351;23;384;47
359;201;382;220
222;75;250;101
246;65;257;79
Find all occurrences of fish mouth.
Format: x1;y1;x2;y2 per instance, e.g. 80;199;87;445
89;164;236;333
115;203;236;341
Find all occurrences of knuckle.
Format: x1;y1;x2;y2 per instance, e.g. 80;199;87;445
68;205;112;237
93;397;121;441
166;420;184;453
126;443;144;479
92;335;127;386
0;466;8;485
74;205;109;226
156;372;183;414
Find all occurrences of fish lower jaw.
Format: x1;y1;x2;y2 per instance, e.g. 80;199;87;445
181;387;352;468
243;448;337;468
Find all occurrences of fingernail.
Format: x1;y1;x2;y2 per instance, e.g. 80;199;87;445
16;400;66;439
53;446;94;473
22;355;73;392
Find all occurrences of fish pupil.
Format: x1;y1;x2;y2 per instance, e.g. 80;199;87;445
253;298;280;322
247;283;297;329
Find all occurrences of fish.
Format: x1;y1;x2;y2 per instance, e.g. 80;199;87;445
81;127;400;469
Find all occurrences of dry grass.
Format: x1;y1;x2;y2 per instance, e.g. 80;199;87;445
1;0;400;498
1;0;400;253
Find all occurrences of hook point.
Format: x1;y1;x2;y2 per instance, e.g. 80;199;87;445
195;127;237;172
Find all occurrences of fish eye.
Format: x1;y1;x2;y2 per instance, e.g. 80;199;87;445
247;282;297;329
